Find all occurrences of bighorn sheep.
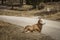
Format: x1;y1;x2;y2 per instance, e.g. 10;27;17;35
23;17;45;33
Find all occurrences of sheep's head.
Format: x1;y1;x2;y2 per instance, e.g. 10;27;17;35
38;16;45;25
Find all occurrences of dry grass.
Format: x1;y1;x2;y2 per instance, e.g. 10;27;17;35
0;9;41;17
0;21;55;40
0;9;60;21
0;3;60;21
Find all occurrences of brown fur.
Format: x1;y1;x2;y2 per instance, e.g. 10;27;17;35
23;19;43;33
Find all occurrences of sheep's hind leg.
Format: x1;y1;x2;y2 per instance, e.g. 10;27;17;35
36;29;41;33
24;28;31;33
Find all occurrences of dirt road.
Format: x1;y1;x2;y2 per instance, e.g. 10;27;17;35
0;15;60;40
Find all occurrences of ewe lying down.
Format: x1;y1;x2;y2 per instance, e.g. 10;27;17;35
23;17;45;33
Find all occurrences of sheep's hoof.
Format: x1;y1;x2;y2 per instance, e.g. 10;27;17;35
25;31;30;33
22;31;30;33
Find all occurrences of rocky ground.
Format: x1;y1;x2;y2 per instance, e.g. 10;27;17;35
0;21;54;40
